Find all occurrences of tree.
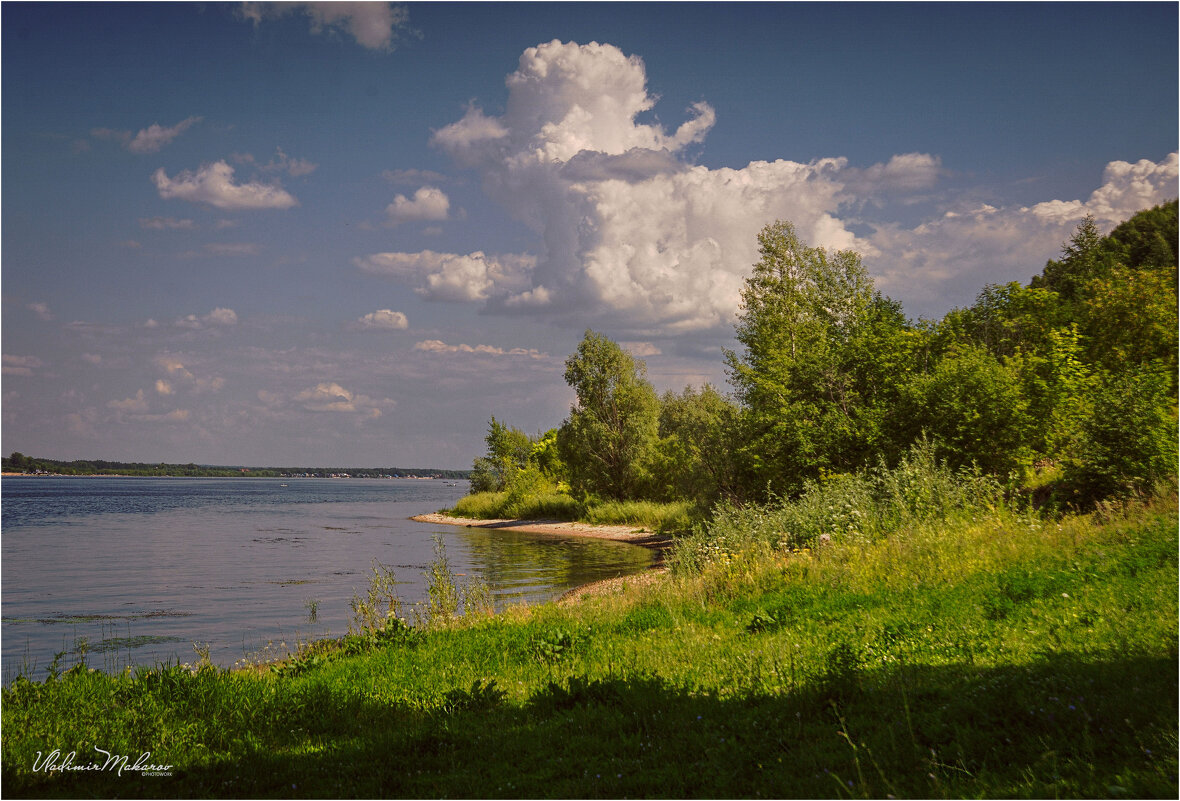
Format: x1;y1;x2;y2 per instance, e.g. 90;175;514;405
1099;200;1178;280
1080;265;1178;377
656;384;742;504
725;220;901;496
895;343;1032;477
1064;367;1178;502
1032;214;1107;302
557;331;661;501
469;416;534;493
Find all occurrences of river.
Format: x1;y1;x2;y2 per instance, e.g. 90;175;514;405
0;476;655;678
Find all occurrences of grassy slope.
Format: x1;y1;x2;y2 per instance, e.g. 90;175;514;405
2;498;1176;798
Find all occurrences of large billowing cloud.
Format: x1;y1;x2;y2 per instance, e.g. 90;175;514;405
369;40;1175;332
153;161;298;210
411;40;924;330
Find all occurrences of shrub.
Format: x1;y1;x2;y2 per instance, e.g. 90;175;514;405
1064;367;1178;504
672;439;1003;572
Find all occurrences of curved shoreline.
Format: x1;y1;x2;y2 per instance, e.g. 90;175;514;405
410;512;674;603
409;512;674;550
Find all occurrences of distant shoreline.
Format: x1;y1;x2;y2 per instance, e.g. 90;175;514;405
2;472;464;480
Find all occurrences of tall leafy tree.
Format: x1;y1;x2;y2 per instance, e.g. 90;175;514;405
557;331;661;501
656;384;742;505
725;220;904;497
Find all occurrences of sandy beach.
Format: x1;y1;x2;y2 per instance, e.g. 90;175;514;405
410;512;674;549
410;512;673;603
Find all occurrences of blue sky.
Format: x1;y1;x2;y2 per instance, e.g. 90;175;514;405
3;2;1176;468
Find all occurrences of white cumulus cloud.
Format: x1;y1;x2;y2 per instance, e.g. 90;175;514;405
422;40;1179;330
427;40;876;331
354;309;409;330
293;382;387;418
153;161;298;210
355;250;536;302
866;152;1179;312
386;186;450;224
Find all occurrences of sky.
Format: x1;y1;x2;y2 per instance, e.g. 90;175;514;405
2;2;1177;469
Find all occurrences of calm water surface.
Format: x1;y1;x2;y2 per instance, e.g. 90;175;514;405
1;477;654;677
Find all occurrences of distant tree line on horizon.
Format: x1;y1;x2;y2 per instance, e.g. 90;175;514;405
470;200;1178;513
1;454;470;480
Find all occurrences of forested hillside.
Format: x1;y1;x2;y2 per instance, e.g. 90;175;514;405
462;201;1178;519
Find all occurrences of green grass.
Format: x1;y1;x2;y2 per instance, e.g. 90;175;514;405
3;493;1176;798
444;491;692;532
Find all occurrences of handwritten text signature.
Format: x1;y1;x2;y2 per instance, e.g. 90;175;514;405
33;746;173;777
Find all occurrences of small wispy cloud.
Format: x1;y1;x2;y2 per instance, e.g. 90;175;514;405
92;116;202;153
2;354;45;376
233;147;318;177
173;307;239;329
413;339;548;358
26;302;54;321
239;2;413;52
383;168;449;186
153;161;298;210
204;242;260;256
140;216;197;230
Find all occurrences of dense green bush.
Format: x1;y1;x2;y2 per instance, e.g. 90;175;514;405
671;439;1003;572
1064;367;1179;502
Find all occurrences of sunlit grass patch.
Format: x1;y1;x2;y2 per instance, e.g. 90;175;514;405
443;490;691;531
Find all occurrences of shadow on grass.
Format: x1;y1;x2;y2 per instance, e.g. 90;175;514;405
4;653;1176;799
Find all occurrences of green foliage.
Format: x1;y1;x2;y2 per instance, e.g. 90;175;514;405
1080;264;1178;376
530;428;565;480
1064;367;1179;502
673;438;1002;571
1032;214;1108;302
656;384;742;504
469;416;534;493
937;282;1066;359
897;342;1033;476
348;561;403;636
726;221;907;497
580;498;695;532
423;537;461;627
558;330;662;501
445;489;582;521
1098;199;1178;279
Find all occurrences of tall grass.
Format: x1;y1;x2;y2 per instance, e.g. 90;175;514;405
671;438;1004;572
444;491;693;531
